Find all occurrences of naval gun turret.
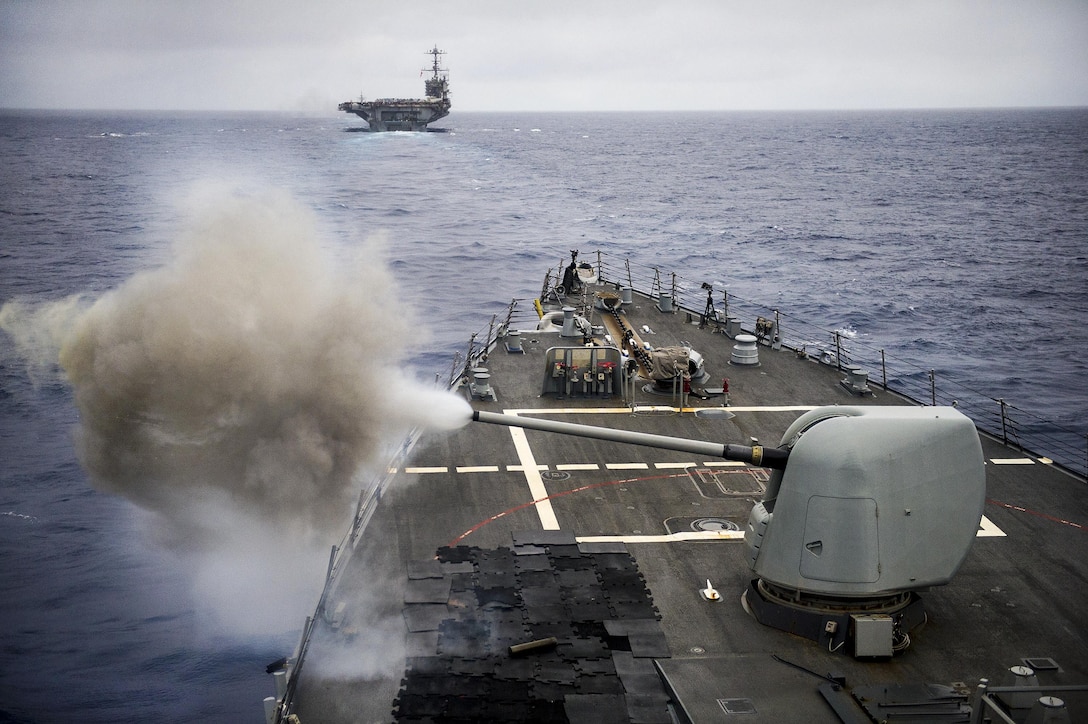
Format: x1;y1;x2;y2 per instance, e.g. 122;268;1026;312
471;405;986;658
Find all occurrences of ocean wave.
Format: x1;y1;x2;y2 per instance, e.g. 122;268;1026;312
3;107;1086;723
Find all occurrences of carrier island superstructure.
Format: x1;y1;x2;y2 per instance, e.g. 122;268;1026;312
338;46;451;132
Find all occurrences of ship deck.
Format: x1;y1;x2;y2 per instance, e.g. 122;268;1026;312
286;281;1087;723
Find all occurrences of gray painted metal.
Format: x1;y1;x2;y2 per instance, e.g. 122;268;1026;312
472;409;790;469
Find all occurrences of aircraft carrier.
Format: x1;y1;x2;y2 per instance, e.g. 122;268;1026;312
338;46;451;132
266;251;1086;723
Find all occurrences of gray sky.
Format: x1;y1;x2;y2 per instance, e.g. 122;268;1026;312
2;0;1086;112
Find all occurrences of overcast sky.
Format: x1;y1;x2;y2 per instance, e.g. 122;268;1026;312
2;0;1086;112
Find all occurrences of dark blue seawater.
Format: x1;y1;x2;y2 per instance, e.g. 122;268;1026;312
1;109;1086;722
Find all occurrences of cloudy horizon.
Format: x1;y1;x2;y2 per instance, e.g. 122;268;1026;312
2;1;1086;114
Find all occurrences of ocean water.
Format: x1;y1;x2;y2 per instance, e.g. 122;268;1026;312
1;108;1086;722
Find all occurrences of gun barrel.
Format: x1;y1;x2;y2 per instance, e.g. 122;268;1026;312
471;410;788;470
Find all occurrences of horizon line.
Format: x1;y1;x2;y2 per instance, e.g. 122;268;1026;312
2;103;1087;115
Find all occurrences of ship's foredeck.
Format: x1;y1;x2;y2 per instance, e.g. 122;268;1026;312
286;281;1088;723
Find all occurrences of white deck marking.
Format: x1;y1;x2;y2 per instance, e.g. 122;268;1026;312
578;531;746;543
704;406;818;412
578;520;1000;542
577;518;1005;545
506;407;649;415
403;462;758;473
978;515;1007;537
507;423;560;530
990;458;1036;465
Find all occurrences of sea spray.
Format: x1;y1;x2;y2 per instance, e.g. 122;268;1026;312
0;188;472;636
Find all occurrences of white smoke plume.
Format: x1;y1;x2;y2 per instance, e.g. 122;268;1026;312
1;188;472;636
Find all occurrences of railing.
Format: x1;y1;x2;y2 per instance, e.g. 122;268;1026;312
270;423;437;723
441;297;543;388
442;252;1086;480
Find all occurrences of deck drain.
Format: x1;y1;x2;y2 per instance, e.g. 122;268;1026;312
541;470;571;481
691;518;740;532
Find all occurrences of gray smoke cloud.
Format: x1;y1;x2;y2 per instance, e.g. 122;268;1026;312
2;188;472;635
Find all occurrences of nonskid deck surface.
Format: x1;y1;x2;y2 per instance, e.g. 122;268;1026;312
289;285;1088;723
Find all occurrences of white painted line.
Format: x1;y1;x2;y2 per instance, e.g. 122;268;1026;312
579;520;1007;545
654;462;697;469
404;467;448;474
692;406;818;412
507;464;550;472
606;462;649;470
388;467;398;474
505;407;634;415
990;458;1035;465
456;466;500;473
978;515;1007;537
556;463;600;471
578;531;746;543
507;424;560;530
701;461;747;467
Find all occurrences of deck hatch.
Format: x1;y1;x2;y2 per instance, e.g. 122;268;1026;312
1024;657;1061;671
799;496;880;584
718;697;757;714
694;408;736;420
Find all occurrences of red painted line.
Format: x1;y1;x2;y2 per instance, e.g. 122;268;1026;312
987;498;1085;531
447;472;687;547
